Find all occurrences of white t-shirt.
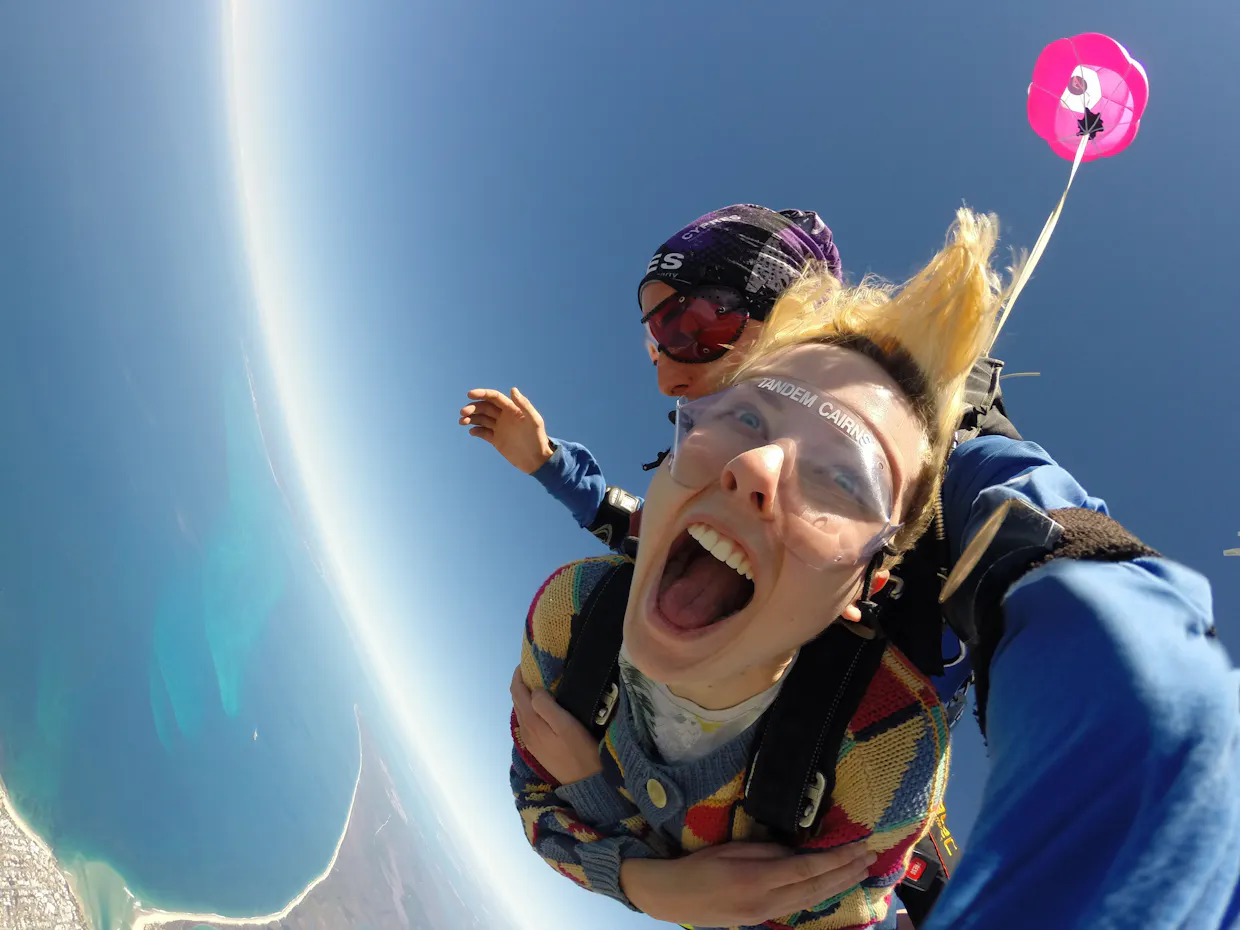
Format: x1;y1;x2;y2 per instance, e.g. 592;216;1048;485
617;644;795;765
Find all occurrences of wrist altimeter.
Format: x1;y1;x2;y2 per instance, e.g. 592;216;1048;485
588;486;641;551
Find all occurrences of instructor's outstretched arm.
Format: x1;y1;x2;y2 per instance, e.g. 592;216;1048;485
460;386;621;532
924;436;1240;930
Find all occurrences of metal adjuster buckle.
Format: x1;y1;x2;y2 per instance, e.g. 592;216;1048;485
593;682;619;727
798;771;827;829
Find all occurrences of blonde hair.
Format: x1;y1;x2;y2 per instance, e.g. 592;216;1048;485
731;208;1013;562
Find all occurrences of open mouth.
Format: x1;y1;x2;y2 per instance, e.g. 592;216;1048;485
657;523;756;632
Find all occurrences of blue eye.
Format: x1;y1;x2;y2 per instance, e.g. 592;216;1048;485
735;409;763;431
804;465;870;510
834;472;859;497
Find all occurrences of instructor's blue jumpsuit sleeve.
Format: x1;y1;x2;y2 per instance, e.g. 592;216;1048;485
923;436;1240;930
530;437;644;529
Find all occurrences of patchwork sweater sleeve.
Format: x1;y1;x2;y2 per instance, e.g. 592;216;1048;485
510;557;662;911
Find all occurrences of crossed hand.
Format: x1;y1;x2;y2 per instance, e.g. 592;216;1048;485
509;667;877;927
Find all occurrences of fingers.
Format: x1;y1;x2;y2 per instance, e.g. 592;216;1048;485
768;843;874;888
509;387;545;426
761;847;876;918
465;389;521;418
459;412;498;431
529;687;566;728
708;843;794;862
511;668;550;744
768;858;874;917
530;687;586;739
459;399;502;421
467;427;495;441
510;667;530;716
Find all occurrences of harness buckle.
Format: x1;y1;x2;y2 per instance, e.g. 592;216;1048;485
593;682;620;727
797;771;828;829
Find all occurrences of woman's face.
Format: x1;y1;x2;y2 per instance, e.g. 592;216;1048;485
623;343;927;694
640;282;765;400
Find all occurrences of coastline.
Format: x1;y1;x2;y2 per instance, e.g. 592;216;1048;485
0;770;61;864
127;704;365;929
1;704;364;930
0;769;91;929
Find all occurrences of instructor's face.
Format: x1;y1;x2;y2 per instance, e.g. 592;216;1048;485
640;282;764;400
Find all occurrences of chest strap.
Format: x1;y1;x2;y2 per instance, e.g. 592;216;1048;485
743;625;888;844
556;561;633;739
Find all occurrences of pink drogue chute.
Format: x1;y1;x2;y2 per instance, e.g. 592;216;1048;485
991;33;1150;347
1027;33;1150;163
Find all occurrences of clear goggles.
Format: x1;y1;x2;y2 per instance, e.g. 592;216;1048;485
670;376;902;569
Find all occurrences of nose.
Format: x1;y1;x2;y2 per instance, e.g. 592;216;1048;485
656;355;699;397
721;445;784;519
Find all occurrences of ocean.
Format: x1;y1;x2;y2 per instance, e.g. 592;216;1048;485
0;281;367;922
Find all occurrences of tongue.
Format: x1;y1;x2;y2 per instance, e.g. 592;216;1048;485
658;551;748;630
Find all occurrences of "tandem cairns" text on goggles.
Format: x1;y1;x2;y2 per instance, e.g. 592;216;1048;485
753;377;876;448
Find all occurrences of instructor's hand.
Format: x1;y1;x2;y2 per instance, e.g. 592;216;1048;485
460;387;555;475
620;842;876;927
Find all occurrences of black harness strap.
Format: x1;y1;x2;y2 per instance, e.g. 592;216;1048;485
863;357;1021;682
742;625;889;844
556;561;633;739
553;562;944;924
956;356;1021;445
555;562;888;844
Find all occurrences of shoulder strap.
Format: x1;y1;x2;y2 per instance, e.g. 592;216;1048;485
555;561;634;740
957;356;1022;444
875;355;1022;681
557;561;887;842
743;625;888;844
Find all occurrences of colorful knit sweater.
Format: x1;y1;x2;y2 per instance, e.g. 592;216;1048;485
511;556;951;930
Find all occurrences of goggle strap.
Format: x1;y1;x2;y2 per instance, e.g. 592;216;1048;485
642;448;670;471
857;550;887;632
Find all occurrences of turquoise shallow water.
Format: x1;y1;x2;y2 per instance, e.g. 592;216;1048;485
0;10;377;910
0;315;368;916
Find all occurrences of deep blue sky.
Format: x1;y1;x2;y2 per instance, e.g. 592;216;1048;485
5;2;1239;929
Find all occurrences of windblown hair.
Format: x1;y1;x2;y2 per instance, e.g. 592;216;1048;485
730;208;1014;563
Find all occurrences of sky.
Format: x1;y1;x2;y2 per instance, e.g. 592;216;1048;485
223;2;1240;928
5;2;1240;929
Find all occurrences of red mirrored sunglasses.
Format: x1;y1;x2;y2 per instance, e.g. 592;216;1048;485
641;285;752;364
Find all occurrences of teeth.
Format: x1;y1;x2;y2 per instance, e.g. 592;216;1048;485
687;524;754;581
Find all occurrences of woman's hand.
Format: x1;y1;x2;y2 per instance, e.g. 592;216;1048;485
460;387;555;475
511;667;604;785
620;842;876;927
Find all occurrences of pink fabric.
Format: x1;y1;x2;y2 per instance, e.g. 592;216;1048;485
1027;33;1150;162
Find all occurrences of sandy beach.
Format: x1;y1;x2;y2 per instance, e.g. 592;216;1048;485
0;772;91;929
126;705;365;930
0;705;363;930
